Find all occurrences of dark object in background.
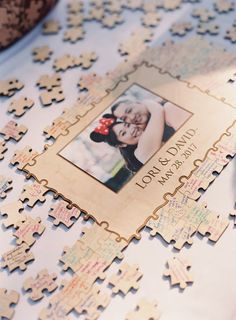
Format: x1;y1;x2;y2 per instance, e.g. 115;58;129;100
0;0;58;51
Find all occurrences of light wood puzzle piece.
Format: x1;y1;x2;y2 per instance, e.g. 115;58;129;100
197;22;220;35
13;216;45;246
49;200;80;227
0;120;27;141
53;54;77;72
42;20;61;35
37;74;61;90
32;45;53;63
0;175;12;199
225;27;236;43
40;87;65;106
0;78;24;97
102;13;124;28
87;7;105;21
67;0;84;13
8;96;34;117
78;52;98;69
67;13;84;27
1;243;34;272
143;0;160;12
39;303;72;320
0;288;19;319
63;27;85;43
23;269;58;301
10;146;38;170
77;73;103;91
170;22;193;36
141;12;162;27
163;0;182;10
0;140;7;160
90;0;105;8
0;200;25;228
19;182;48;207
214;0;234;13
108;263;143;295
164;256;193;289
60;106;81;124
124;0;144;10
192;7;215;22
43;117;71;140
106;0;123;13
125;298;161;320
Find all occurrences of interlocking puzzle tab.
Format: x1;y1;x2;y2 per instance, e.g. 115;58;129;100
0;200;25;228
0;175;12;199
49;200;80;227
7;96;34;117
19;181;48;207
0;120;28;141
125;298;161;320
0;78;24;97
1;243;34;272
10;146;39;171
0;288;19;319
108;263;143;295
164;256;193;289
23;269;58;301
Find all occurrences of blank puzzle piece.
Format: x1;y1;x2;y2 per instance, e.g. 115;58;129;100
0;78;24;97
40;87;65;106
163;0;182;11
8;96;34;117
63;27;85;43
32;45;53;63
42;20;61;35
53;54;79;72
141;12;162;27
13;216;45;246
1;243;34;272
164;256;193;289
197;22;220;35
19;182;48;207
37;74;62;90
102;13;124;28
67;0;84;13
125;298;161;320
0;288;19;319
192;7;215;22
10;146;38;170
0;200;25;228
0;175;12;199
78;52;97;69
214;0;234;13
170;22;193;36
108;263;143;295
67;13;84;27
23;269;58;301
49;200;80;227
0;120;27;141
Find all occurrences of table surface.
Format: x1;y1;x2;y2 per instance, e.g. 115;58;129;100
1;1;236;319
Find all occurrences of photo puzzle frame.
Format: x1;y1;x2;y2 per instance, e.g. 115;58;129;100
24;62;236;242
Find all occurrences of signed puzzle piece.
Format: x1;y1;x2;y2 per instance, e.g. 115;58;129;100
7;96;34;117
0;79;24;97
0;200;25;228
19;181;48;207
13;216;45;246
0;289;19;320
43;117;71;140
0;140;7;160
0;120;28;141
32;45;53;63
108;263;143;295
1;243;34;272
23;269;58;301
10;146;38;171
164;256;193;289
0;175;13;199
40;87;65;106
49;200;80;227
36;74;62;90
125;298;161;320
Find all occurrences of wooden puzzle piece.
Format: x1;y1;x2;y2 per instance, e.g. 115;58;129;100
67;13;84;27
197;22;220;35
0;120;28;141
77;73;103;91
1;243;34;272
164;256;193;289
86;7;105;21
90;0;105;8
8;96;34;117
53;54;78;72
49;200;80;227
170;22;193;36
214;0;234;13
0;289;19;319
23;269;58;301
39;302;72;320
192;7;215;22
10;146;38;170
13;216;45;246
106;1;123;13
32;45;53;63
42;20;61;35
0;200;25;228
0;140;7;160
163;0;182;10
143;0;160;12
125;298;161;320
108;263;142;295
43;117;71;139
124;0;144;10
0;175;12;199
102;13;124;28
60;106;81;124
78;51;98;69
0;78;24;97
63;27;85;43
40;87;65;106
19;181;48;207
37;74;61;90
141;12;162;27
225;26;236;43
67;0;84;13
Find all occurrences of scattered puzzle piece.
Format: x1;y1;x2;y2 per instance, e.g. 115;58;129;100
67;0;84;13
0;140;7;160
42;20;61;35
37;74;62;90
197;22;220;35
170;22;193;36
32;45;53;63
1;243;34;272
0;200;25;228
0;120;28;141
124;0;144;10
143;0;160;12
0;288;19;319
225;26;236;43
67;13;84;27
23;269;58;301
163;0;182;10
214;0;234;13
102;13;124;28
63;27;85;43
43;117;71;139
13;216;45;246
78;51;98;69
164;256;193;289
106;0;123;13
141;12;162;27
108;263;142;295
0;175;12;199
192;7;215;22
10;146;38;170
40;87;65;106
49;200;80;227
53;54;78;72
87;7;105;21
8;96;34;117
19;182;48;207
0;79;24;97
125;298;161;320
